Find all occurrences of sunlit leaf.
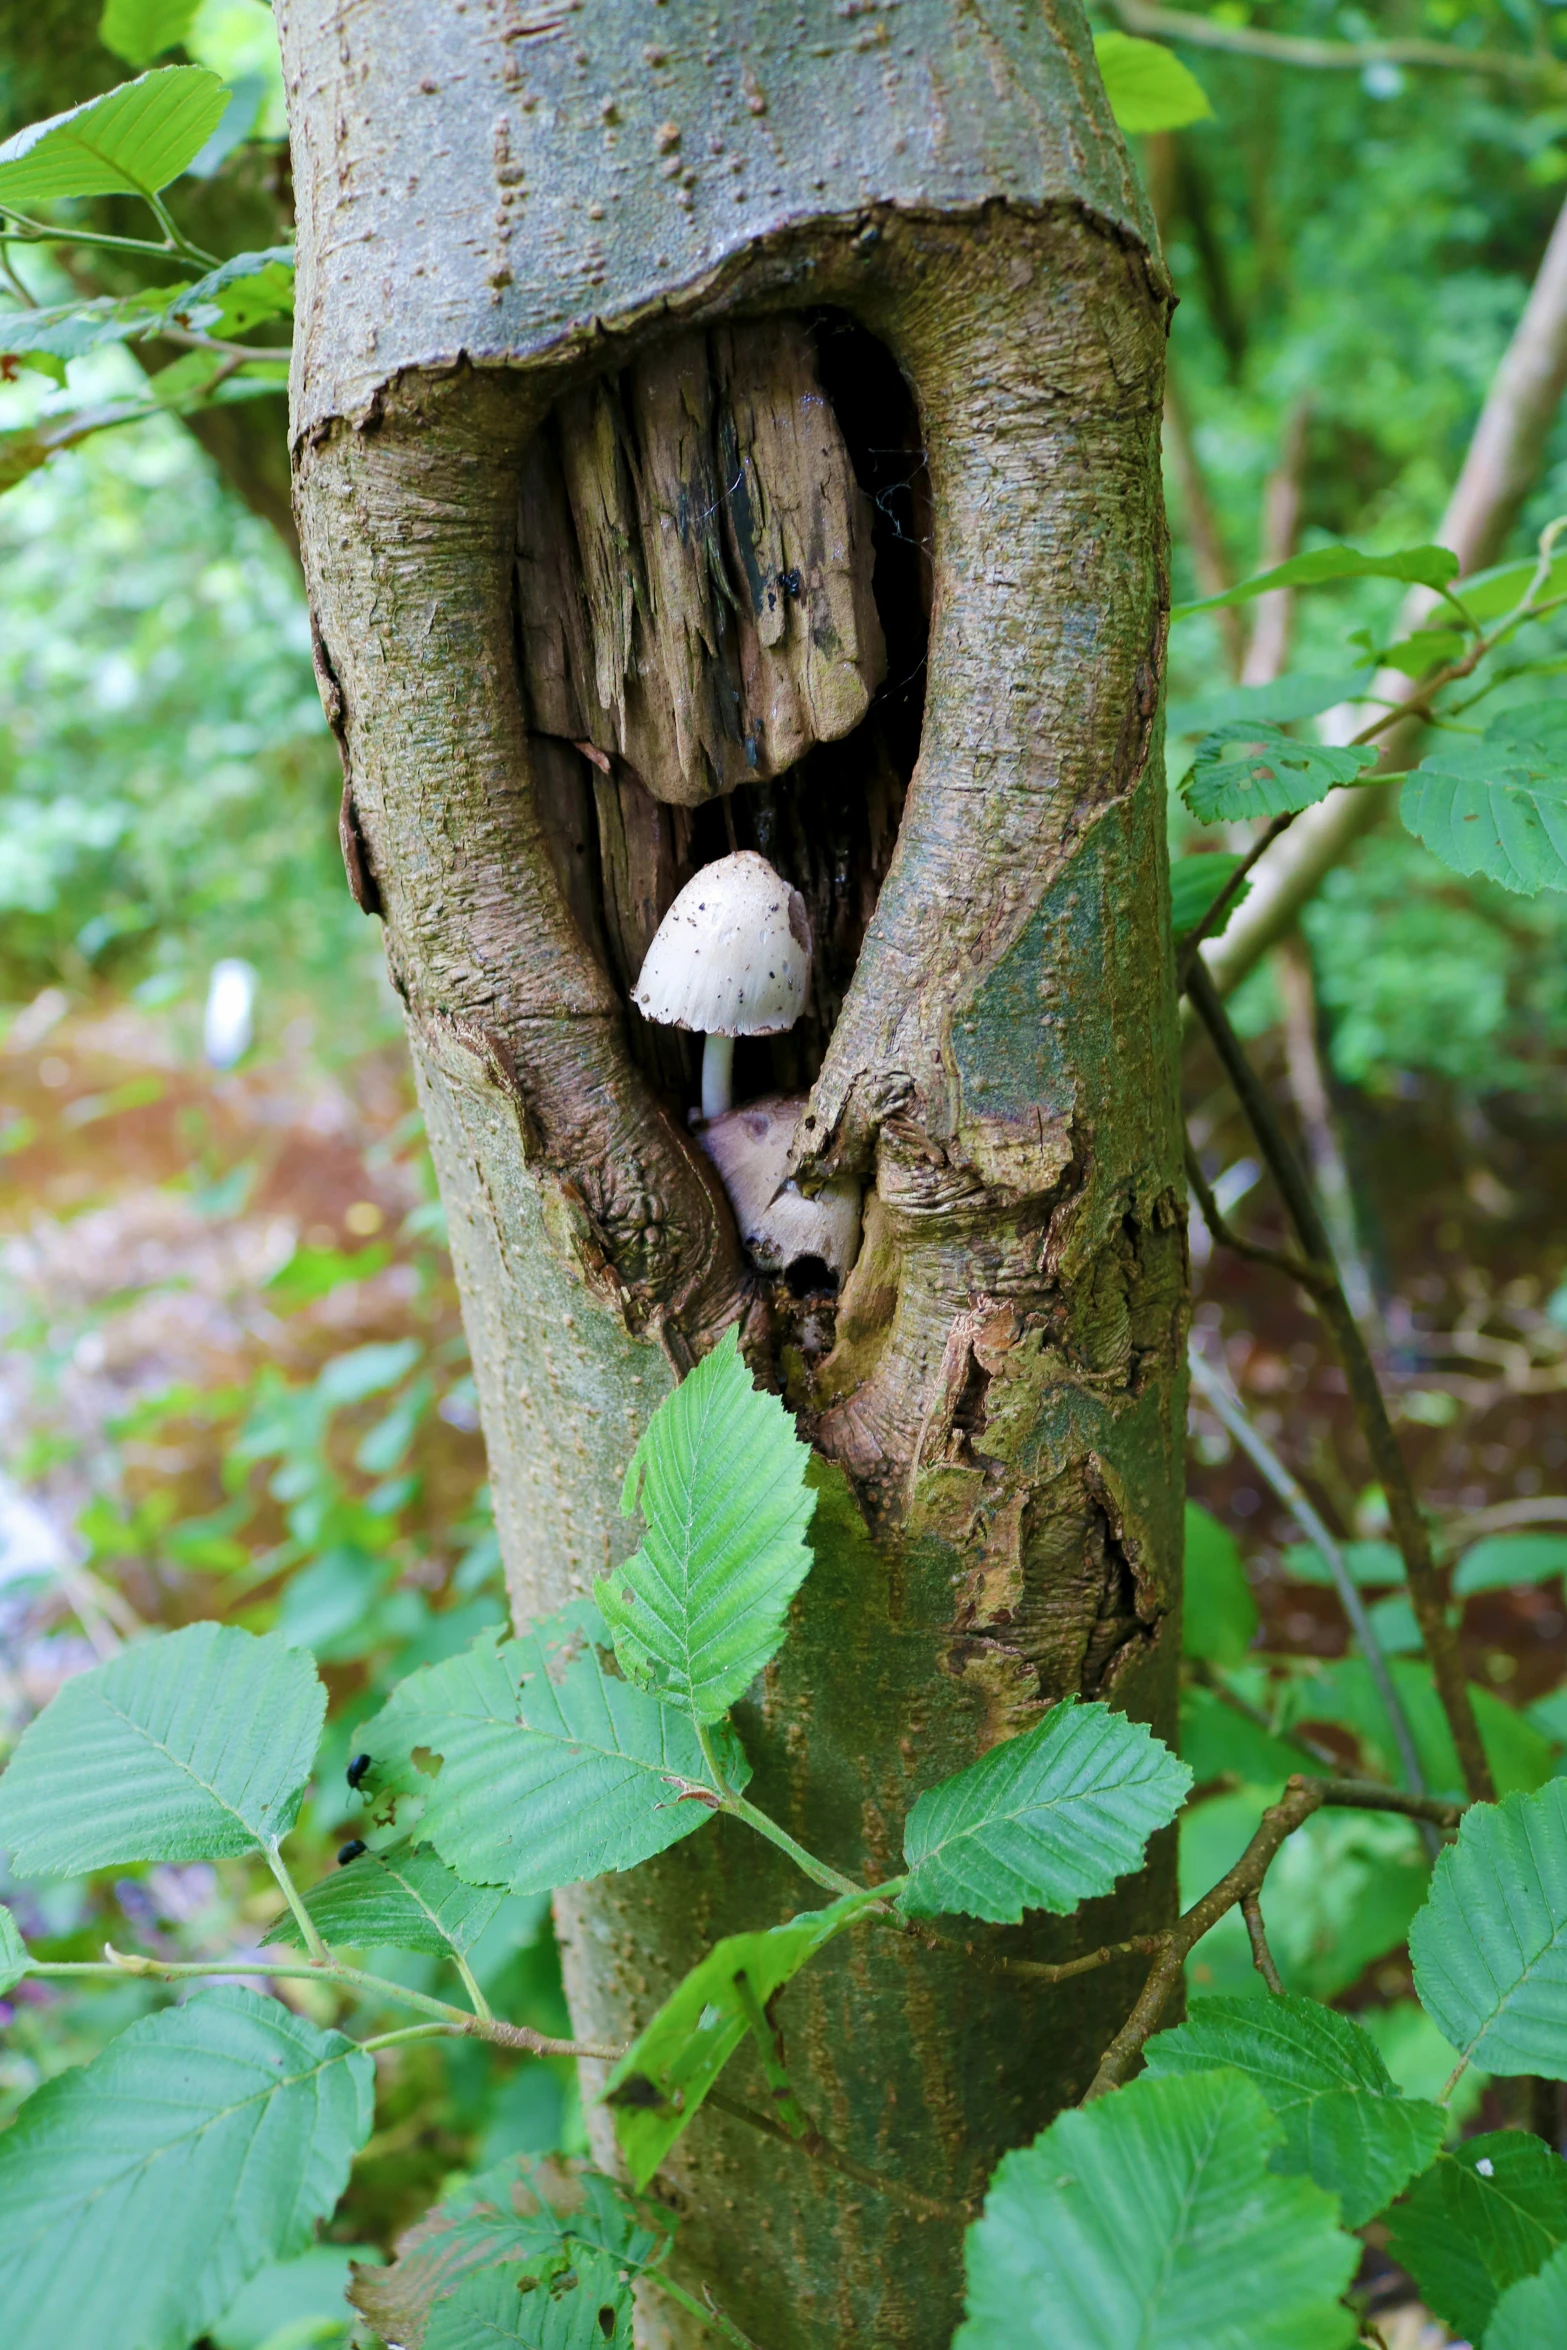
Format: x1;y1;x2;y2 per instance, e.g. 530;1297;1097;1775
897;1698;1191;1924
1410;1780;1567;2077
1385;2132;1567;2345
606;1891;873;2189
1182;722;1378;825
0;1622;324;1872
0;67;229;205
99;0;199;70
357;1603;746;1894
424;2247;634;2349
268;1841;504;1960
955;2069;1359;2348
1172;540;1459;623
1142;1994;1444;2225
1402;705;1567;895
597;1325;816;1722
1093;32;1212;134
0;1987;373;2350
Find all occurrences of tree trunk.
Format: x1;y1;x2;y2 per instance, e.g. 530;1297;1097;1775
280;7;1185;2342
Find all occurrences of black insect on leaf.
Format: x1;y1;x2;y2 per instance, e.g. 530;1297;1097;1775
337;1838;367;1866
346;1752;372;1790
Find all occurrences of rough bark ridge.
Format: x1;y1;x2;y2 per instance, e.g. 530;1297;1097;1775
280;7;1183;2343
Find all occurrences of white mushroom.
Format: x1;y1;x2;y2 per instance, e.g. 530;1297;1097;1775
632;849;811;1121
697;1093;862;1295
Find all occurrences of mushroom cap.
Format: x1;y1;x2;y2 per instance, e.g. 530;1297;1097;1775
632;850;811;1037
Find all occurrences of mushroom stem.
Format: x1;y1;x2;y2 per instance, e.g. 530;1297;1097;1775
701;1033;735;1122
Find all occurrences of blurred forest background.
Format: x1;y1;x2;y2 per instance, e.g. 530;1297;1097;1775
4;5;1567;2343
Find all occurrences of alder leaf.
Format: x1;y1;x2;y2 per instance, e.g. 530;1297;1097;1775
597;1325;816;1722
0;1986;373;2350
955;2069;1359;2348
1169;853;1251;944
1182;723;1378;825
267;1841;504;1960
896;1698;1191;1924
606;1891;875;2189
1409;1780;1567;2077
99;0;200;70
1402;706;1567;895
0;1900;28;1995
356;1603;746;1894
1181;1503;1259;1668
424;2248;634;2350
1142;1994;1445;2225
0;1621;324;1872
1093;32;1212;134
350;2161;658;2350
1485;2241;1567;2350
1384;2132;1567;2345
1454;1531;1567;1595
1171;540;1459;623
0;67;229;206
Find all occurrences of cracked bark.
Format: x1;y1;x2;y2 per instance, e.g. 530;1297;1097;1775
280;6;1185;2342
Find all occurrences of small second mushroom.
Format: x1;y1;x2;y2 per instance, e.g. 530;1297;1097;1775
631;849;862;1292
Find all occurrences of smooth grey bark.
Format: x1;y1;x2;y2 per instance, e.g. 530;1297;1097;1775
280;7;1184;2342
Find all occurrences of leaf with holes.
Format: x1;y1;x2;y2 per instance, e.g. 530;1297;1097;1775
1410;1781;1567;2077
1142;1995;1444;2225
267;1842;503;1960
956;2069;1359;2349
896;1698;1191;1924
0;1986;373;2350
424;2247;634;2350
607;1891;874;2189
0;67;229;205
350;2161;656;2350
1402;705;1567;895
0;1622;324;1872
357;1603;747;1895
1385;2133;1567;2345
1182;723;1378;825
1172;540;1459;623
597;1325;816;1722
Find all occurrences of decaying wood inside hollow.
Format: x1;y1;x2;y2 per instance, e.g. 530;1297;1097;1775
516;318;886;809
523;316;926;1111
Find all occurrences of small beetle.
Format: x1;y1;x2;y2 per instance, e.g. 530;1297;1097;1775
336;1838;367;1866
346;1751;372;1790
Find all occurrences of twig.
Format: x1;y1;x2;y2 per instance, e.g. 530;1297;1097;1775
1183;1138;1331;1293
1240;1892;1284;1994
1185;959;1494;1805
1107;0;1554;89
651;2268;767;2350
1085;1775;1330;2096
1186;1344;1435;1833
706;2088;972;2226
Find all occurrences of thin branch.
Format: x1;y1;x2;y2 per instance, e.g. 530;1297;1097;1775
1183;1138;1332;1293
1185;959;1494;1805
1241;1892;1285;1994
706;2088;973;2226
1107;0;1554;89
651;2268;767;2350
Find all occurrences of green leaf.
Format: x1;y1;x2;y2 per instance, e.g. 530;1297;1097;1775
597;1324;816;1722
0;1986;373;2350
1179;1684;1321;1791
171;246;295;337
425;2249;633;2350
955;2069;1359;2349
1455;1532;1567;1595
357;1604;746;1894
213;2244;376;2350
1092;32;1212;134
99;0;200;69
268;1842;504;1960
1450;548;1567;625
1182;1504;1258;1667
1402;704;1567;895
1281;1655;1554;1801
0;67;229;206
1410;1780;1567;2077
1182;722;1378;825
1168;671;1368;737
0;1622;324;1872
1142;1994;1445;2225
0;1899;28;1994
1485;2241;1567;2350
606;1892;873;2189
897;1697;1192;1924
1172;540;1460;623
1283;1538;1404;1588
350;2161;657;2350
0;285;194;364
1169;854;1251;944
1385;2132;1567;2345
